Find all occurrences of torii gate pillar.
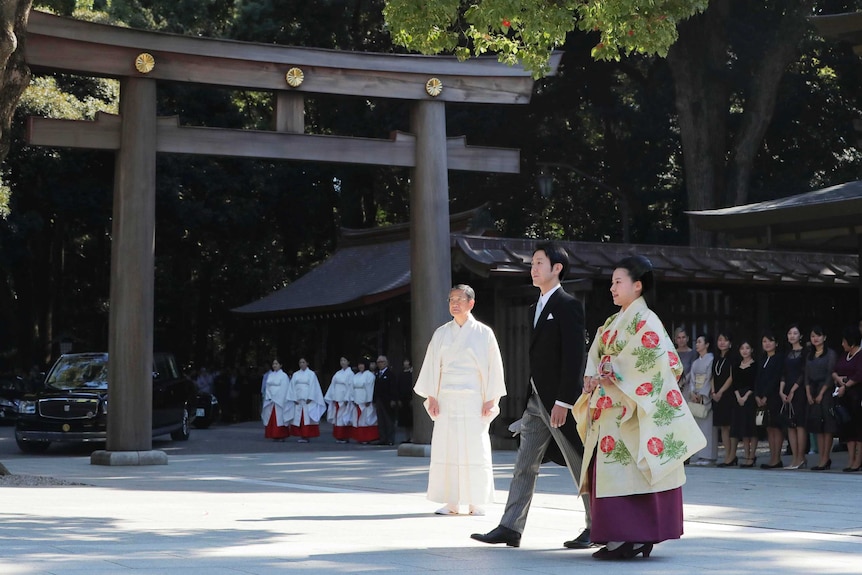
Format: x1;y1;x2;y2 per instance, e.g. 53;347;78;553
92;77;165;465
409;101;451;445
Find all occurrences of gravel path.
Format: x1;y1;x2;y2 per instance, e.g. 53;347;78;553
0;474;87;486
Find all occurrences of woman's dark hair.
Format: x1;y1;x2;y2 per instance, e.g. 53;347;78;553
737;338;754;356
534;241;570;282
787;323;803;337
357;358;368;369
808;325;827;360
614;255;654;294
697;333;713;351
842;325;861;348
761;331;777;343
716;330;735;358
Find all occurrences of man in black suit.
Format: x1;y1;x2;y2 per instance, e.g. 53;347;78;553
472;241;593;549
373;355;397;445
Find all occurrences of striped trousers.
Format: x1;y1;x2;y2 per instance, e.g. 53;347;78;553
500;390;592;533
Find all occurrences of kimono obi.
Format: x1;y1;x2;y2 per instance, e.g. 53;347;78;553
293;382;309;399
353;383;370;403
439;369;481;393
329;382;348;400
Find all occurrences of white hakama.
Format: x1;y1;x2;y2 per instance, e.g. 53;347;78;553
414;314;506;507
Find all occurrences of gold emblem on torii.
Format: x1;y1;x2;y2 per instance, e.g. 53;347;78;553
285;67;305;88
134;53;155;74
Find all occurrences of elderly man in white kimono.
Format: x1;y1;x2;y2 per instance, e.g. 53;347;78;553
286;358;326;443
261;359;292;441
414;284;507;516
325;356;356;443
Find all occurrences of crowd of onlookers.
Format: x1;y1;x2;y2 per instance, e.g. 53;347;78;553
672;323;862;472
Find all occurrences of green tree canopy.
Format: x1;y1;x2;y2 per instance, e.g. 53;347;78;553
383;0;709;75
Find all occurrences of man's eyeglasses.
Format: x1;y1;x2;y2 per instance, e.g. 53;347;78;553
448;296;470;303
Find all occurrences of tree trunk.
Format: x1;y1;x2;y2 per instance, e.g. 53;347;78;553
0;0;32;166
668;0;814;246
667;0;731;247
727;2;814;207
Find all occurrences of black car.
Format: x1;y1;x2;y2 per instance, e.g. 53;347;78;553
192;391;220;429
0;376;27;424
15;352;197;453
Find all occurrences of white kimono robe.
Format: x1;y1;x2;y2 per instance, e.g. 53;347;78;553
414;313;507;506
325;367;356;427
261;369;292;427
286;368;326;426
351;370;377;426
574;297;706;498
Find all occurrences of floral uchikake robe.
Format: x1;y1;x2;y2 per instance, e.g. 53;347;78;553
574;297;706;498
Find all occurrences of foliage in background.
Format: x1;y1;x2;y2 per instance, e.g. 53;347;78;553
2;0;862;371
383;0;709;76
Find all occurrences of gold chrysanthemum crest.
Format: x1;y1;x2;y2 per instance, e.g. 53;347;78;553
425;77;443;97
285;67;305;88
134;53;155;74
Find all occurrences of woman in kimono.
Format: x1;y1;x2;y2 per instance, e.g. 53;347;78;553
574;255;705;560
674;328;697;395
325;356;355;443
688;334;715;466
351;359;379;444
414;284;506;516
286;358;326;443
261;359;292;441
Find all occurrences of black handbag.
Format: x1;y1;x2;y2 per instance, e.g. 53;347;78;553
779;402;797;428
831;403;852;426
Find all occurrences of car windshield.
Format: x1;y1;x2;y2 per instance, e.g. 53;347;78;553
45;356;109;390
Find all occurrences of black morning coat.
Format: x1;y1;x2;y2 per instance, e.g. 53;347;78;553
529;286;587;464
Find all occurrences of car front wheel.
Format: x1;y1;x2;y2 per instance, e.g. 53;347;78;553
170;408;191;441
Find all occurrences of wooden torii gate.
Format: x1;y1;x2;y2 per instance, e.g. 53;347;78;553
24;11;559;464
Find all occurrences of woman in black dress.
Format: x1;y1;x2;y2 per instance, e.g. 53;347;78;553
755;332;785;469
731;340;758;467
780;324;807;469
713;331;736;466
805;326;837;471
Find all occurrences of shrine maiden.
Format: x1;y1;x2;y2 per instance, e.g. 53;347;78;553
325;356;355;443
286;358;326;443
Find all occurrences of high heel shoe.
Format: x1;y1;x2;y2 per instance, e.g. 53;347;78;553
739;456;757;468
593;542;652;560
717;457;738;468
760;460;783;469
627;543;653;558
784;460;808;470
842;466;862;472
811;459;831;471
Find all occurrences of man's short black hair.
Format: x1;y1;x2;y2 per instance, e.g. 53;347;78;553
534;241;569;282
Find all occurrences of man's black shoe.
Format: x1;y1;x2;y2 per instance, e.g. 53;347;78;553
470;525;521;547
563;528;596;549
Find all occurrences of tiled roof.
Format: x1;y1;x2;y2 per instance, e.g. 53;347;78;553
686;180;862;252
233;233;858;317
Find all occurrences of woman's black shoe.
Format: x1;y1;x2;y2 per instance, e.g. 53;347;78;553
842;466;862;472
717;457;738;467
760;461;783;469
811;459;832;471
593;542;653;560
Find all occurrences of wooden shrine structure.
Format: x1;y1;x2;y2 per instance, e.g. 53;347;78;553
23;11;558;462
